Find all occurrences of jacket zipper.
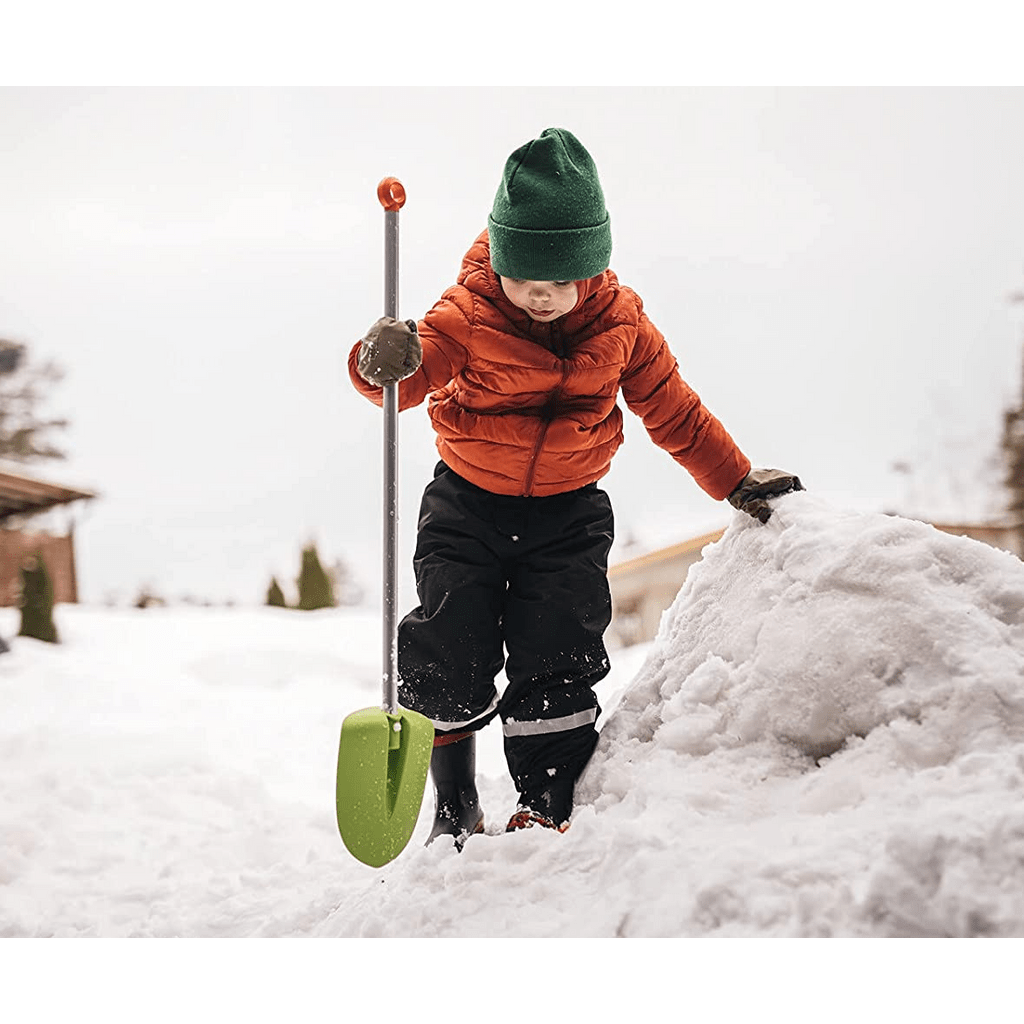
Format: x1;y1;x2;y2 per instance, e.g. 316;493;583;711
521;358;570;496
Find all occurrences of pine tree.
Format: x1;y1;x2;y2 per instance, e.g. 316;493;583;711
1003;355;1024;553
1004;290;1024;556
266;576;287;608
18;553;59;643
296;543;335;611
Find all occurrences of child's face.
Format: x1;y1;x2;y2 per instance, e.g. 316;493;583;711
499;277;579;322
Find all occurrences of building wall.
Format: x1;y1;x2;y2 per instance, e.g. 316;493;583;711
0;528;78;607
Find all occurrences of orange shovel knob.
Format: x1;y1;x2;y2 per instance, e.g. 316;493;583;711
377;177;406;212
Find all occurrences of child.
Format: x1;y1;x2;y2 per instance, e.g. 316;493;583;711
350;128;801;844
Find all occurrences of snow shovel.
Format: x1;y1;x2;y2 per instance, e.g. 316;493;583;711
336;177;434;868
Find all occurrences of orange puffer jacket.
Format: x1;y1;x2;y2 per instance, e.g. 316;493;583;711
348;231;751;500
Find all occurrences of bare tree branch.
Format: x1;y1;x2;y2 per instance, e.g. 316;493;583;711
0;340;68;463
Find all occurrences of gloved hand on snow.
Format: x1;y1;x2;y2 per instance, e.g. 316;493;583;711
356;317;422;387
728;469;804;524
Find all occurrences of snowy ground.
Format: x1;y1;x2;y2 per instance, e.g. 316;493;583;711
3;492;1023;1006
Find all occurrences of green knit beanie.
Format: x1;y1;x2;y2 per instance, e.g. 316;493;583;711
488;128;612;282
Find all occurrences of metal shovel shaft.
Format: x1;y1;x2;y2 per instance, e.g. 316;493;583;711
382;201;400;713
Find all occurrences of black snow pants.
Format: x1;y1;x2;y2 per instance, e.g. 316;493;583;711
397;462;614;807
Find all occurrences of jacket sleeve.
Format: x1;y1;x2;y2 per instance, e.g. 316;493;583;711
620;309;751;500
347;290;472;411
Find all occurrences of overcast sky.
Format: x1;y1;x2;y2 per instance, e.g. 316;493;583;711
2;87;1023;606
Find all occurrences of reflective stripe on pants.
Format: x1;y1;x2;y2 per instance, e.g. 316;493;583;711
502;707;599;738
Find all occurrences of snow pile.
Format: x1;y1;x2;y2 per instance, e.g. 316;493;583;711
579;492;1024;935
594;493;1024;763
2;492;1024;938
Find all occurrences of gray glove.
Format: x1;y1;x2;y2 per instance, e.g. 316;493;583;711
356;317;422;387
728;468;804;524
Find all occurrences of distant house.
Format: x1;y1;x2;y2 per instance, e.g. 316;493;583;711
608;516;1023;648
0;464;96;607
608;528;726;648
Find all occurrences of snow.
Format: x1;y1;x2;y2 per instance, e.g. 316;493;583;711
3;491;1023;1003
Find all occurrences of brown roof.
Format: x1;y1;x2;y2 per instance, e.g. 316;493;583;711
0;465;96;523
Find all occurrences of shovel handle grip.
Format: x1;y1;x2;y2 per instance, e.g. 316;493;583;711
377;177;406;212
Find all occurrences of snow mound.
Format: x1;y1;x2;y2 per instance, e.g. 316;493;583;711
584;492;1024;779
571;493;1024;936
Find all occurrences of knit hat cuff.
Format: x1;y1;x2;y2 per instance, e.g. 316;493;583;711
487;216;612;282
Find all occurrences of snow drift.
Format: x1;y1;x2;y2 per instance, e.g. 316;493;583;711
578;491;1024;936
591;492;1024;765
2;492;1023;937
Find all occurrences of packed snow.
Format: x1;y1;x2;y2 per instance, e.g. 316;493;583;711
3;491;1024;947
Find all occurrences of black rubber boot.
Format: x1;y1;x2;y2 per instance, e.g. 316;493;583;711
427;733;484;850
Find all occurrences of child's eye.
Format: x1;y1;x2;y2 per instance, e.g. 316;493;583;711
554;281;572;288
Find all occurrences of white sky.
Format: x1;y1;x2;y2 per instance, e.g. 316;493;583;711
2;85;1024;605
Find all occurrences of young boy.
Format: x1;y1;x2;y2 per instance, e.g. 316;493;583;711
350;128;801;844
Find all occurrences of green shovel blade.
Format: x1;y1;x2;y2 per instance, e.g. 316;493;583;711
336;705;434;868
